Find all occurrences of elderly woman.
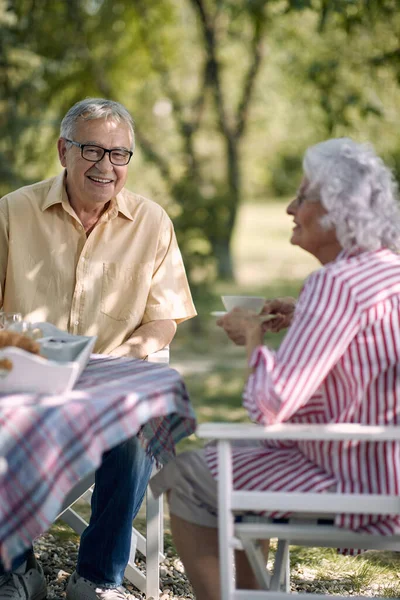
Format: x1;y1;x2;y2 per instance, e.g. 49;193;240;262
151;138;400;600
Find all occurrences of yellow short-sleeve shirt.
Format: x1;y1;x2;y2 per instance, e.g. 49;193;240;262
0;173;197;354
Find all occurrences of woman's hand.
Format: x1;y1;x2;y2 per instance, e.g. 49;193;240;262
216;308;267;347
261;296;296;332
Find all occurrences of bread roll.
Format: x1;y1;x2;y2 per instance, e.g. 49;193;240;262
0;330;41;355
0;358;13;371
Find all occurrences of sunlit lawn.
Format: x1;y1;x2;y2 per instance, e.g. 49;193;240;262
51;202;400;596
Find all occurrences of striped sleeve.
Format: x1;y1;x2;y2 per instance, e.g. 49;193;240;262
243;268;360;424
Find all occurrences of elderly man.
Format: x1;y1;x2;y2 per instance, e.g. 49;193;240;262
0;98;196;600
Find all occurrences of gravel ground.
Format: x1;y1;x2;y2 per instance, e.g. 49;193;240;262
34;532;400;599
33;533;194;600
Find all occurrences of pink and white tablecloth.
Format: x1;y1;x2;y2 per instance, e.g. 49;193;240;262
0;355;196;568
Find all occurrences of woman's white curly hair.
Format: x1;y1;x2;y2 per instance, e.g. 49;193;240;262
303;138;400;251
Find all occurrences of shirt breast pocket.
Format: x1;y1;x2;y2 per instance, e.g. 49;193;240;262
100;262;151;322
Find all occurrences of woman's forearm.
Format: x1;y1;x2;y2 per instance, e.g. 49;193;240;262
245;324;264;378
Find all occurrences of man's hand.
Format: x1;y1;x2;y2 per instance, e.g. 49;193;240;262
260;296;296;332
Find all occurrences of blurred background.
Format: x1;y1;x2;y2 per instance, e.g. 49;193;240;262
1;0;400;425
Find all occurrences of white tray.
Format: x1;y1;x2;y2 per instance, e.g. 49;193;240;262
0;323;97;394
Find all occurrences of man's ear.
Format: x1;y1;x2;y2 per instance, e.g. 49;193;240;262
57;138;67;167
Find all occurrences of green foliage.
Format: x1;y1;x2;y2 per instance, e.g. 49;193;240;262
384;148;400;187
0;0;271;284
270;153;303;197
1;0;400;281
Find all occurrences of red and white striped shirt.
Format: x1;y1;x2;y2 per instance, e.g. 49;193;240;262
206;247;400;536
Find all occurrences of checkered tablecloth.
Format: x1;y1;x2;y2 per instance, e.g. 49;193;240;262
0;355;196;568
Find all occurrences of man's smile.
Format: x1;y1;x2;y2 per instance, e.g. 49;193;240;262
87;175;114;184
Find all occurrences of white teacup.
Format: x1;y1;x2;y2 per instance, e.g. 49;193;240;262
221;295;265;314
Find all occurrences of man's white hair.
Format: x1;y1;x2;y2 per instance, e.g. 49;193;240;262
60;98;135;150
303;137;400;251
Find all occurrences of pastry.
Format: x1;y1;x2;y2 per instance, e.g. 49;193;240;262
0;358;13;371
0;330;41;355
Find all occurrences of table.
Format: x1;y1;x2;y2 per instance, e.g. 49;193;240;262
0;355;196;569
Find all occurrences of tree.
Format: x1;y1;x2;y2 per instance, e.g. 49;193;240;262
0;0;49;194
129;0;269;283
2;0;400;286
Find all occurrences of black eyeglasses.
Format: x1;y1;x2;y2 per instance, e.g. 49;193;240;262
64;139;133;166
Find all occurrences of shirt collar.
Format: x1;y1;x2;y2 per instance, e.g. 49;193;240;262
114;189;134;221
41;171;134;221
336;246;377;262
41;172;68;211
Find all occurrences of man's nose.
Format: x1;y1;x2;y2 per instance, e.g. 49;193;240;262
96;152;113;170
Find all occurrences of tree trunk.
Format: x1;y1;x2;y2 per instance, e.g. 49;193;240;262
213;238;234;280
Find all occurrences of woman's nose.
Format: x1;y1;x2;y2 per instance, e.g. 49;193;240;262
286;198;297;215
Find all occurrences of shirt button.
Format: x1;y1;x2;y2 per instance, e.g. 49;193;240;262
74;320;79;326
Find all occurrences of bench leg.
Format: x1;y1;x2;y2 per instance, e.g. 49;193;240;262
240;537;271;590
145;488;162;599
270;539;290;592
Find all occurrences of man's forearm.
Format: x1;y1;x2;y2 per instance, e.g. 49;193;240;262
110;319;177;359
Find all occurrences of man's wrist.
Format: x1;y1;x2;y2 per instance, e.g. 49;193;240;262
110;341;145;359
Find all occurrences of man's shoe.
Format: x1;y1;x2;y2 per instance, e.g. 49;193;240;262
66;572;138;600
0;560;47;600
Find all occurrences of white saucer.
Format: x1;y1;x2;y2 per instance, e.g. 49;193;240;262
210;311;277;320
260;314;277;322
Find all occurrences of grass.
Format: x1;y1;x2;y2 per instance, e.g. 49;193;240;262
50;202;400;596
288;547;400;596
231;201;319;288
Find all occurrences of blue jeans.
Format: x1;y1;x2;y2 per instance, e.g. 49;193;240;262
0;550;33;574
0;436;153;586
76;436;153;586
